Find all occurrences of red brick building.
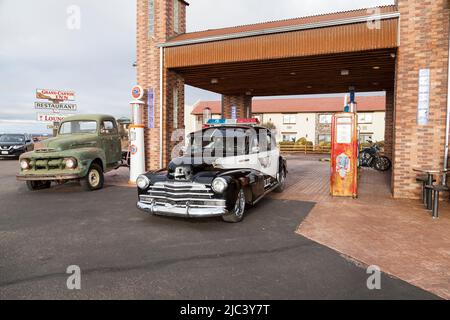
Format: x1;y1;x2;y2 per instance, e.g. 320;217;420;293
136;0;450;199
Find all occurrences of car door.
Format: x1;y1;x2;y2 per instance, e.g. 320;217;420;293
100;120;121;165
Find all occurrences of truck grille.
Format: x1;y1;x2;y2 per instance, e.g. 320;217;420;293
31;158;65;171
139;182;225;208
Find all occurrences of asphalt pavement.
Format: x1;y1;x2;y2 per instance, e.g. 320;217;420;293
0;160;439;299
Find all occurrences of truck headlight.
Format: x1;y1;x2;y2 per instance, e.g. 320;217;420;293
212;177;228;193
64;158;77;169
20;159;30;170
137;175;150;189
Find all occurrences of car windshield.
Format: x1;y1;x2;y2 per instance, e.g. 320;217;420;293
59;121;97;135
187;128;248;157
0;134;25;143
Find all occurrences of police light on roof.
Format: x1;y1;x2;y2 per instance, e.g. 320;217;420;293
206;118;259;125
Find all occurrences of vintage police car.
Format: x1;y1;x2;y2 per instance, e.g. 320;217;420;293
136;118;287;223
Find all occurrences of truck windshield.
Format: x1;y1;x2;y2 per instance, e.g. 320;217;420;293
0;134;25;143
59;121;97;135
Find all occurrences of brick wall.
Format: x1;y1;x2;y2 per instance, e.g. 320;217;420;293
222;95;253;119
393;0;449;198
136;0;187;170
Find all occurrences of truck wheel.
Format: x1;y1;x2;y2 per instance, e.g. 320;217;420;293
26;180;51;191
274;165;286;193
222;188;245;223
81;163;104;191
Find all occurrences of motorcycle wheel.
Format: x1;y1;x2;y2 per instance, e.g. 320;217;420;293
374;156;391;171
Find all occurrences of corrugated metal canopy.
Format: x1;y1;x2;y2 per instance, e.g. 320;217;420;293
162;6;399;96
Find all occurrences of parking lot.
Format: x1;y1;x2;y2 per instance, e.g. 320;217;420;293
0;158;439;299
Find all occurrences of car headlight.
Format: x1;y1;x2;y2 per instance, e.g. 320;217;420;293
13;145;25;150
136;175;150;189
20;159;30;170
212;177;228;193
64;158;77;169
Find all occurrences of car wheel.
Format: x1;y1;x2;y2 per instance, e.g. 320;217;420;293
26;180;51;191
222;188;246;223
81;163;104;191
274;165;286;193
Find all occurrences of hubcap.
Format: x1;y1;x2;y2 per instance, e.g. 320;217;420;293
89;169;100;187
234;189;245;217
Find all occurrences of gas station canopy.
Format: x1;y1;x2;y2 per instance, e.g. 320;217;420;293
161;6;398;96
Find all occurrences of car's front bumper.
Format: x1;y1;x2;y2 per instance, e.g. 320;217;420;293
0;150;25;158
137;200;228;218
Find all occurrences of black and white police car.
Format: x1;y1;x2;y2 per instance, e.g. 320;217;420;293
136;118;287;223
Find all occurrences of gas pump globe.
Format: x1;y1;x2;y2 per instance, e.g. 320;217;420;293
129;86;146;184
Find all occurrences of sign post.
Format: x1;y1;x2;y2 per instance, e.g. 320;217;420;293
129;85;146;184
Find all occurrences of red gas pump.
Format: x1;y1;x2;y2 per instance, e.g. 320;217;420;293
330;112;358;198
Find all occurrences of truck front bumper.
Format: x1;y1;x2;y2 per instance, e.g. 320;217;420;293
16;173;81;181
137;200;228;218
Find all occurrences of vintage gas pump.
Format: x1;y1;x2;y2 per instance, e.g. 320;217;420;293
129;86;146;184
330;112;359;198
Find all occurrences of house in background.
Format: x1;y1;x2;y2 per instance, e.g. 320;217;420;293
188;95;386;144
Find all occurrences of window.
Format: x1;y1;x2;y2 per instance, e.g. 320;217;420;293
59;121;97;135
283;114;296;124
360;134;373;143
318;134;331;143
319;114;332;124
148;0;155;37
173;88;178;128
258;129;274;152
0;134;25;143
101;121;117;135
282;133;297;142
173;0;179;33
358;113;373;124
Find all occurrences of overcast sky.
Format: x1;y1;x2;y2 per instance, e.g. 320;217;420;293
0;0;394;133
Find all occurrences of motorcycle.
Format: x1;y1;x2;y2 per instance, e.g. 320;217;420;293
359;141;391;171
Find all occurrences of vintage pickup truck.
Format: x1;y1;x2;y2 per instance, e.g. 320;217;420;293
17;114;125;191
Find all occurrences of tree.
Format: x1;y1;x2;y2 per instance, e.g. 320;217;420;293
262;121;276;130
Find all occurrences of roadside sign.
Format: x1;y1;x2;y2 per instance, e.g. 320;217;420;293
231;106;237;120
34;102;77;112
131;85;145;100
37;113;73;122
417;69;430;125
36;89;75;101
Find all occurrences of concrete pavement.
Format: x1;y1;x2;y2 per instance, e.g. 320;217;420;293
0;159;439;299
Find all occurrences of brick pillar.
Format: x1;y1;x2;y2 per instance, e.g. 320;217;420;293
222;95;252;119
384;89;395;161
137;0;187;170
393;0;450;198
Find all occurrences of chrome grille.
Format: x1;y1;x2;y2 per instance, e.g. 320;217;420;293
139;182;225;208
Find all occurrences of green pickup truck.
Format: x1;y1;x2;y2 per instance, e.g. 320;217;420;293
17;114;125;191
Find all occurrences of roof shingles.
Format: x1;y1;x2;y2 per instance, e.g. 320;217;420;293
168;5;397;43
191;96;386;115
